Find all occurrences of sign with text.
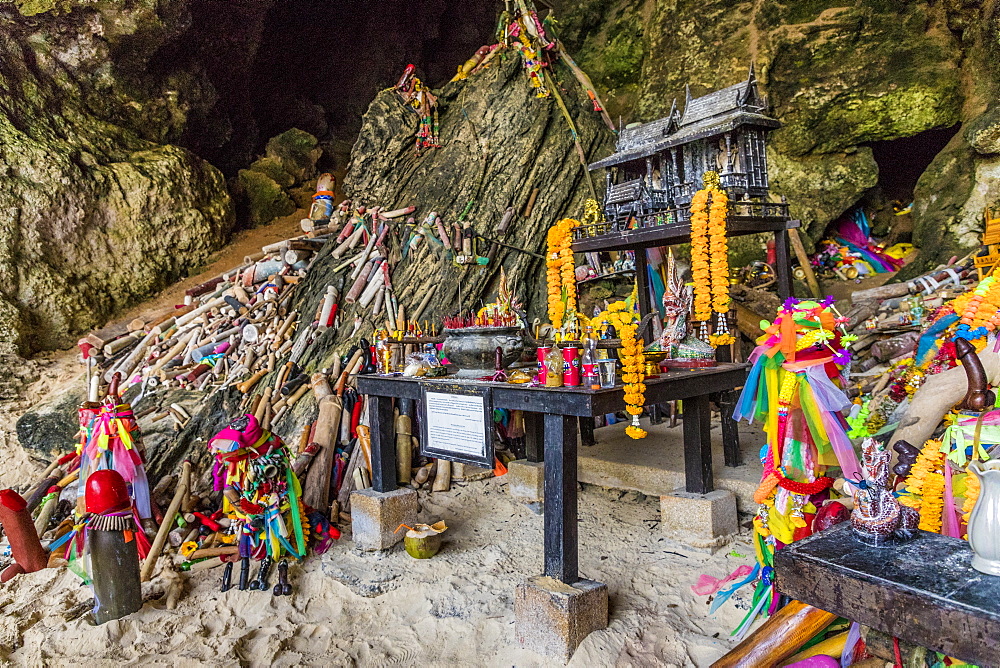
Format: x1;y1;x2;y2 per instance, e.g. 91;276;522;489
420;384;493;468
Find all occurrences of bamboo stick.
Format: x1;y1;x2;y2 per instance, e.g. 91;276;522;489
141;461;191;582
787;228;822;299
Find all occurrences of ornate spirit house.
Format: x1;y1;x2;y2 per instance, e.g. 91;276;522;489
577;66;791;243
572;65;799;337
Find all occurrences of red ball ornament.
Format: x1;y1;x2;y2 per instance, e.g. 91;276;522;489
85;469;131;515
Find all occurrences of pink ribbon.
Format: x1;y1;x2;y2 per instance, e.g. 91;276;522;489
692;565;753;596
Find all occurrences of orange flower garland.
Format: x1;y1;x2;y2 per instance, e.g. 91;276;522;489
690;172;734;347
951;276;1000;339
690;188;711;321
546;219;578;329
899;439;946;533
619;320;647;439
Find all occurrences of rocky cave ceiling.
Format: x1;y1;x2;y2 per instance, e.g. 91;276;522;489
149;0;501;174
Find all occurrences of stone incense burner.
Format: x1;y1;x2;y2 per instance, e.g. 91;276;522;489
441;326;525;378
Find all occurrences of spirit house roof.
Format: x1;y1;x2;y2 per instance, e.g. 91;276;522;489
589;66;780;171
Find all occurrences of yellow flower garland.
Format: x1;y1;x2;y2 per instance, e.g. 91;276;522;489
899;439;946;533
588;299;646;439
620;321;647;439
546;219;578;329
962;469;981;538
689;172;734;347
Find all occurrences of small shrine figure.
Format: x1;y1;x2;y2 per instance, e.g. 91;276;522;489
909;295;925;326
208;415;307;594
658;248;692;356
851;438;919;547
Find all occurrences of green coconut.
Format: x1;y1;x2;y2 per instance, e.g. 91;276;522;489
400;521;448;559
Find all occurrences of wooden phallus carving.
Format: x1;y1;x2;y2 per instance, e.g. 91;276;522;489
956;338;995;412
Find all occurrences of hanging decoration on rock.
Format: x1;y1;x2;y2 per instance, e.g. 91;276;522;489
393;64;441;155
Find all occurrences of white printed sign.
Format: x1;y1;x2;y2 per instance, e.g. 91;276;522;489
422;390;490;466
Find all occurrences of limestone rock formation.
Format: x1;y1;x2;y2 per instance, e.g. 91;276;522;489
234;129;322;227
0;4;234;352
326;52;612;348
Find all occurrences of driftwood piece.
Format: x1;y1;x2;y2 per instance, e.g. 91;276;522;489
787;229;822;299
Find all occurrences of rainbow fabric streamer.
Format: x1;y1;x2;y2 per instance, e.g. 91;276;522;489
730;298;859;632
75;399;153;549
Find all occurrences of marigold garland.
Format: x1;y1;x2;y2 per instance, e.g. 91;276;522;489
689;172;733;346
952;275;1000;341
962;469;981;538
546;219;578;329
899;439;946;533
619;321;647;439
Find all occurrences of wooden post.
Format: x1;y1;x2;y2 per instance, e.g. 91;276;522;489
788;228;822;299
720;390;742;468
579;416;595;446
368;395;397;493
682;394;713;494
524;412;544;463
773;228;794;300
543;413;578;584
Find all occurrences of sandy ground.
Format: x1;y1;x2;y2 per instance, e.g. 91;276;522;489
0;211;763;667
0;474;756;667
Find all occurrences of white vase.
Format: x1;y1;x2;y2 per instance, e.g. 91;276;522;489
968;460;1000;576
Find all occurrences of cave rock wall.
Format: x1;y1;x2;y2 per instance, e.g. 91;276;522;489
0;3;235;352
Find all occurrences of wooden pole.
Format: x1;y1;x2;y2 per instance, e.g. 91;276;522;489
787;229;822;299
141;460;191;582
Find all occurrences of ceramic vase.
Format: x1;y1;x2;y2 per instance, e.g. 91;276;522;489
968;460;1000;576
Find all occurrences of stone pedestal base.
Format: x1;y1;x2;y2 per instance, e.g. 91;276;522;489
660;488;737;553
507;460;544;505
515;576;608;661
350;488;418;551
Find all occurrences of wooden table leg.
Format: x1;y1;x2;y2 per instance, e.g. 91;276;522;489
634;249;654;343
719;390;742;467
649;403;665;425
682;394;714;494
774;228;794;300
369;394;398;493
524;411;544;463
544;413;579;584
579;416;596;446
